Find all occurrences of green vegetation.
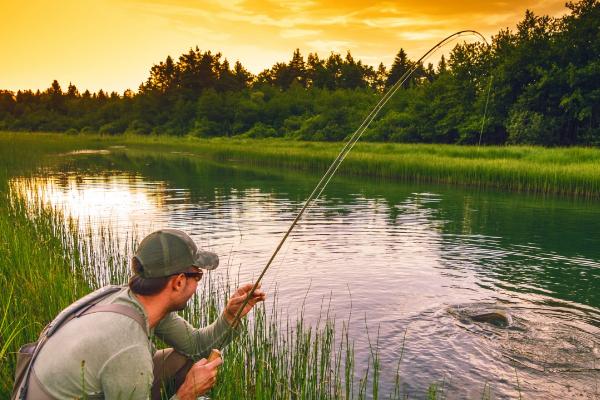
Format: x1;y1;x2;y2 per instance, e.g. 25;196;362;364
161;138;600;198
1;1;599;145
0;133;455;398
0;129;594;396
0;135;100;394
0;183;88;394
4;131;600;198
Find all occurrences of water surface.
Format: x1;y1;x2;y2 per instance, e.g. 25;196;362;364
12;149;600;398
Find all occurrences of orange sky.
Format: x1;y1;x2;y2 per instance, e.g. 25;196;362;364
0;0;569;93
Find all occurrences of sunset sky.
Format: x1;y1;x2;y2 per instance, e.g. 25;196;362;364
1;0;570;93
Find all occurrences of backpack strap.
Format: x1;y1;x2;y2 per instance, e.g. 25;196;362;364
46;285;123;337
80;304;148;335
17;286;146;399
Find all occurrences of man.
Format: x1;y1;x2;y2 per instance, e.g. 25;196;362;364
28;229;265;399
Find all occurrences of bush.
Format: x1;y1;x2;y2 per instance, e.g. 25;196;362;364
363;111;422;143
240;122;278;138
190;117;222;138
292;114;325;140
99;121;126;135
126;119;152;135
282;115;305;137
506;109;559;145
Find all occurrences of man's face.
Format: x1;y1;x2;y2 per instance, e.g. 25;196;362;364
170;268;202;311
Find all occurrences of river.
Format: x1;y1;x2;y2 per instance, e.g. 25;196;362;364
12;148;600;398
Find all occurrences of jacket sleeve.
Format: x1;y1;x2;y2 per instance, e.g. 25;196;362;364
153;312;240;359
99;344;154;400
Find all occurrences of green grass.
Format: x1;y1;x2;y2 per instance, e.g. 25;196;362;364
3;131;599;198
0;178;401;399
0;131;451;399
1;130;583;398
0;190;92;394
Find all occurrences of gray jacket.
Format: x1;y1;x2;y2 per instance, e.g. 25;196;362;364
32;286;236;399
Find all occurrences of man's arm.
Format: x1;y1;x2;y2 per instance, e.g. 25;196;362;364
154;311;239;358
154;283;265;358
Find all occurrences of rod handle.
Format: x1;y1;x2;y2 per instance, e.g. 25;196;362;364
207;349;222;364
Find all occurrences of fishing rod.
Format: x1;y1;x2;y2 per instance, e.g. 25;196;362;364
216;29;493;350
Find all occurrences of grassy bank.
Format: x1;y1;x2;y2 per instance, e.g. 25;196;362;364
0;135;112;394
0;187;92;394
3;131;600;198
0;132;452;399
0;194;396;399
0;197;396;398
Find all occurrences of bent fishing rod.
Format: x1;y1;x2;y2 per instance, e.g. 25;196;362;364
214;30;493;351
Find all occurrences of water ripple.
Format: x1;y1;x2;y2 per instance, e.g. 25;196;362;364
9;162;600;399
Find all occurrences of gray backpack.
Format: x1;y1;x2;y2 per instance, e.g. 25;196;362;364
11;285;147;400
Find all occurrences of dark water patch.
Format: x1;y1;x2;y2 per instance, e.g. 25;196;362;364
448;303;513;327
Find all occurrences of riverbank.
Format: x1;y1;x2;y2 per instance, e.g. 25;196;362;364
2;131;599;198
0;132;410;399
0;131;591;398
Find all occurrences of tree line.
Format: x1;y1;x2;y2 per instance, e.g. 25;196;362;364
0;0;598;145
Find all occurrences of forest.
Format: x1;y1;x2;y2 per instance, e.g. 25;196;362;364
0;0;598;146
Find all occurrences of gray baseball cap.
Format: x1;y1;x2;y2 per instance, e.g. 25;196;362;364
134;229;219;278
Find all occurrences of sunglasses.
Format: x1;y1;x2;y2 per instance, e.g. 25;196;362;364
174;270;204;281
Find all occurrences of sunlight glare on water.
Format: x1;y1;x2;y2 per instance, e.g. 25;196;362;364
11;153;600;399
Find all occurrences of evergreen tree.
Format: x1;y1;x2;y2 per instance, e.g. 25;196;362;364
270;62;293;89
437;55;448;74
340;51;366;89
288;48;307;87
67;82;79;98
425;63;436;82
216;59;238;92
306;53;328;88
374;63;388;92
325;52;343;89
386;49;413;88
146;55;178;93
46;80;64;112
233;61;253;90
97;90;107;101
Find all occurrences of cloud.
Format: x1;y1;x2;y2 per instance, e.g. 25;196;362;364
363;16;450;28
6;0;569;91
398;30;447;41
276;0;318;13
306;39;353;53
280;28;321;39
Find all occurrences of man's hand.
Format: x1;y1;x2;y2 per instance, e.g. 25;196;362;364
224;283;266;326
176;357;223;400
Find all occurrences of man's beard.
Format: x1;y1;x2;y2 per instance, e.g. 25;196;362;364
170;297;191;312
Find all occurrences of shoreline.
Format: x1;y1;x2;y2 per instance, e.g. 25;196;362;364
2;131;600;199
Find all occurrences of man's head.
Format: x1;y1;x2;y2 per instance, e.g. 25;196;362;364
128;229;219;310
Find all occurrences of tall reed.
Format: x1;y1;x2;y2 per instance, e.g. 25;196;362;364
0;131;525;398
0;187;398;398
0;132;392;398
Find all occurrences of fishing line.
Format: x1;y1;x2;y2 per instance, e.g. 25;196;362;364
262;31;478;296
479;74;494;146
216;30;493;349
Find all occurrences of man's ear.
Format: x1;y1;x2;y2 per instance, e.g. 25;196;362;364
169;274;185;292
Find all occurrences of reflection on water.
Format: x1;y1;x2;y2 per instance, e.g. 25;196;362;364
11;151;600;399
13;174;167;229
